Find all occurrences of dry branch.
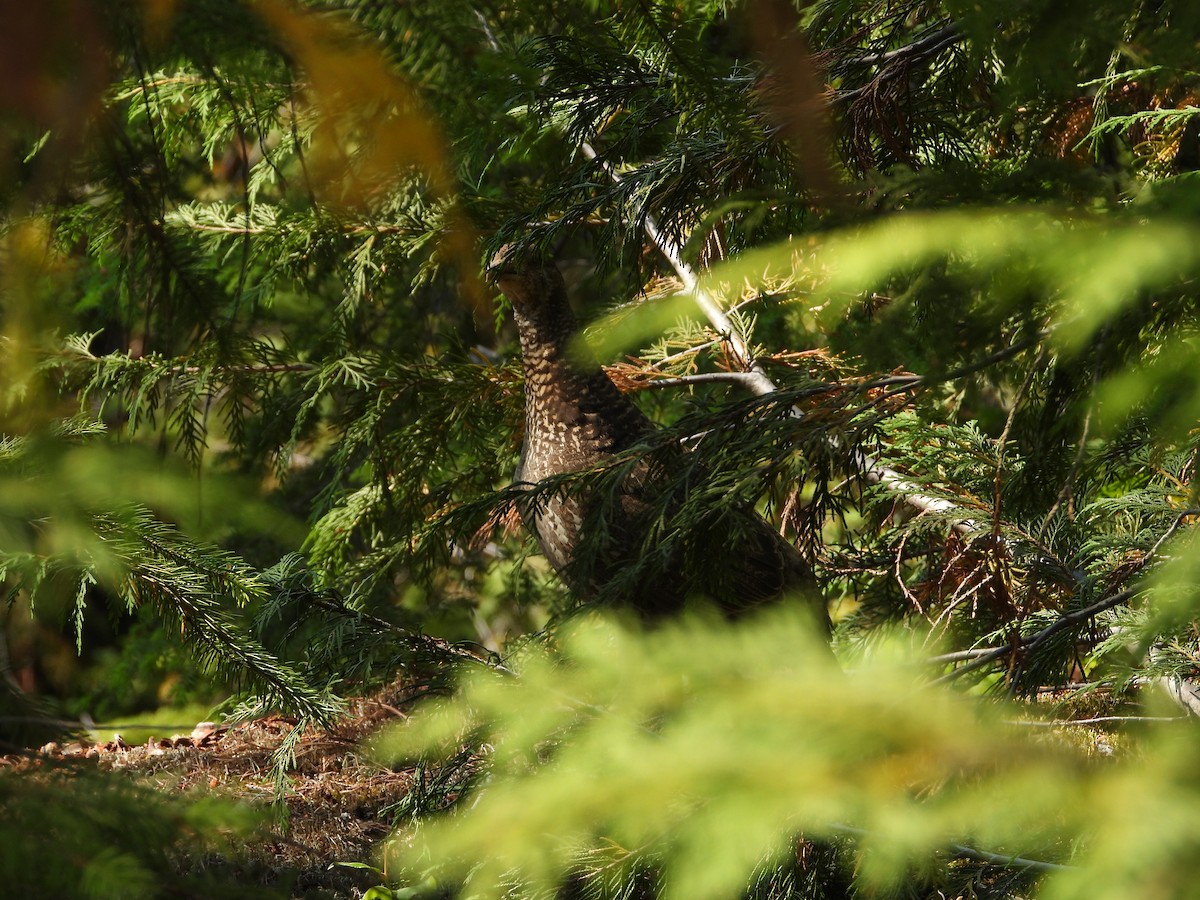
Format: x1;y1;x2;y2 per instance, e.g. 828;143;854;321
580;140;985;534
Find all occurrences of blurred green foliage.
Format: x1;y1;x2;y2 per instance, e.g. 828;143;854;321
381;610;1178;899
0;769;275;898
1;0;1200;896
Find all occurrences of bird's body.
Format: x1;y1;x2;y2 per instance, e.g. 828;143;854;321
490;246;825;624
497;253;655;593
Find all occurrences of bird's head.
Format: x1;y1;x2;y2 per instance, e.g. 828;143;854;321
486;243;569;315
486;242;582;359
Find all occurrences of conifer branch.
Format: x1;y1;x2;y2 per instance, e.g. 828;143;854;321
580;140;986;533
928;507;1200;690
581;142;777;395
844;23;963;69
180;221;416;236
850;329;1052;416
933;587;1139;684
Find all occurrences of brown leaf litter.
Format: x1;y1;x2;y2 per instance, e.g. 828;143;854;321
0;677;453;896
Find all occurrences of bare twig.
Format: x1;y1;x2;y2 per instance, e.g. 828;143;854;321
1038;331;1106;537
1005;715;1187;727
933;587;1139;684
1037;406;1092;537
310;596;515;677
177;363;314;375
178;222;412;236
829;823;1071;873
645;336;725;369
927;647;1001;664
831;24;966;107
845;24;964;68
1146;508;1200;559
62;348;315;377
931;510;1198;685
638;371;780;390
993;346;1047;534
946;843;1073;873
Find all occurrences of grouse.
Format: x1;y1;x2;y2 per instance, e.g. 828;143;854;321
489;245;826;625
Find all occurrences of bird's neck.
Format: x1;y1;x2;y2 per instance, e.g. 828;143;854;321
514;305;650;477
515;310;611;418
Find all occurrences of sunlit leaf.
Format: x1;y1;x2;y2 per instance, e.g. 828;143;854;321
711;210;1200;350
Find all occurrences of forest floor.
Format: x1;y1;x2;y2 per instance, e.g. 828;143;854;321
0;675;1135;898
0;677;453;898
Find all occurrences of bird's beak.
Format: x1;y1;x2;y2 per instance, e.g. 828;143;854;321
486;244;521;283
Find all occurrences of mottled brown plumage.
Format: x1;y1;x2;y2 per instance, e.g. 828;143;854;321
489;246;825;624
